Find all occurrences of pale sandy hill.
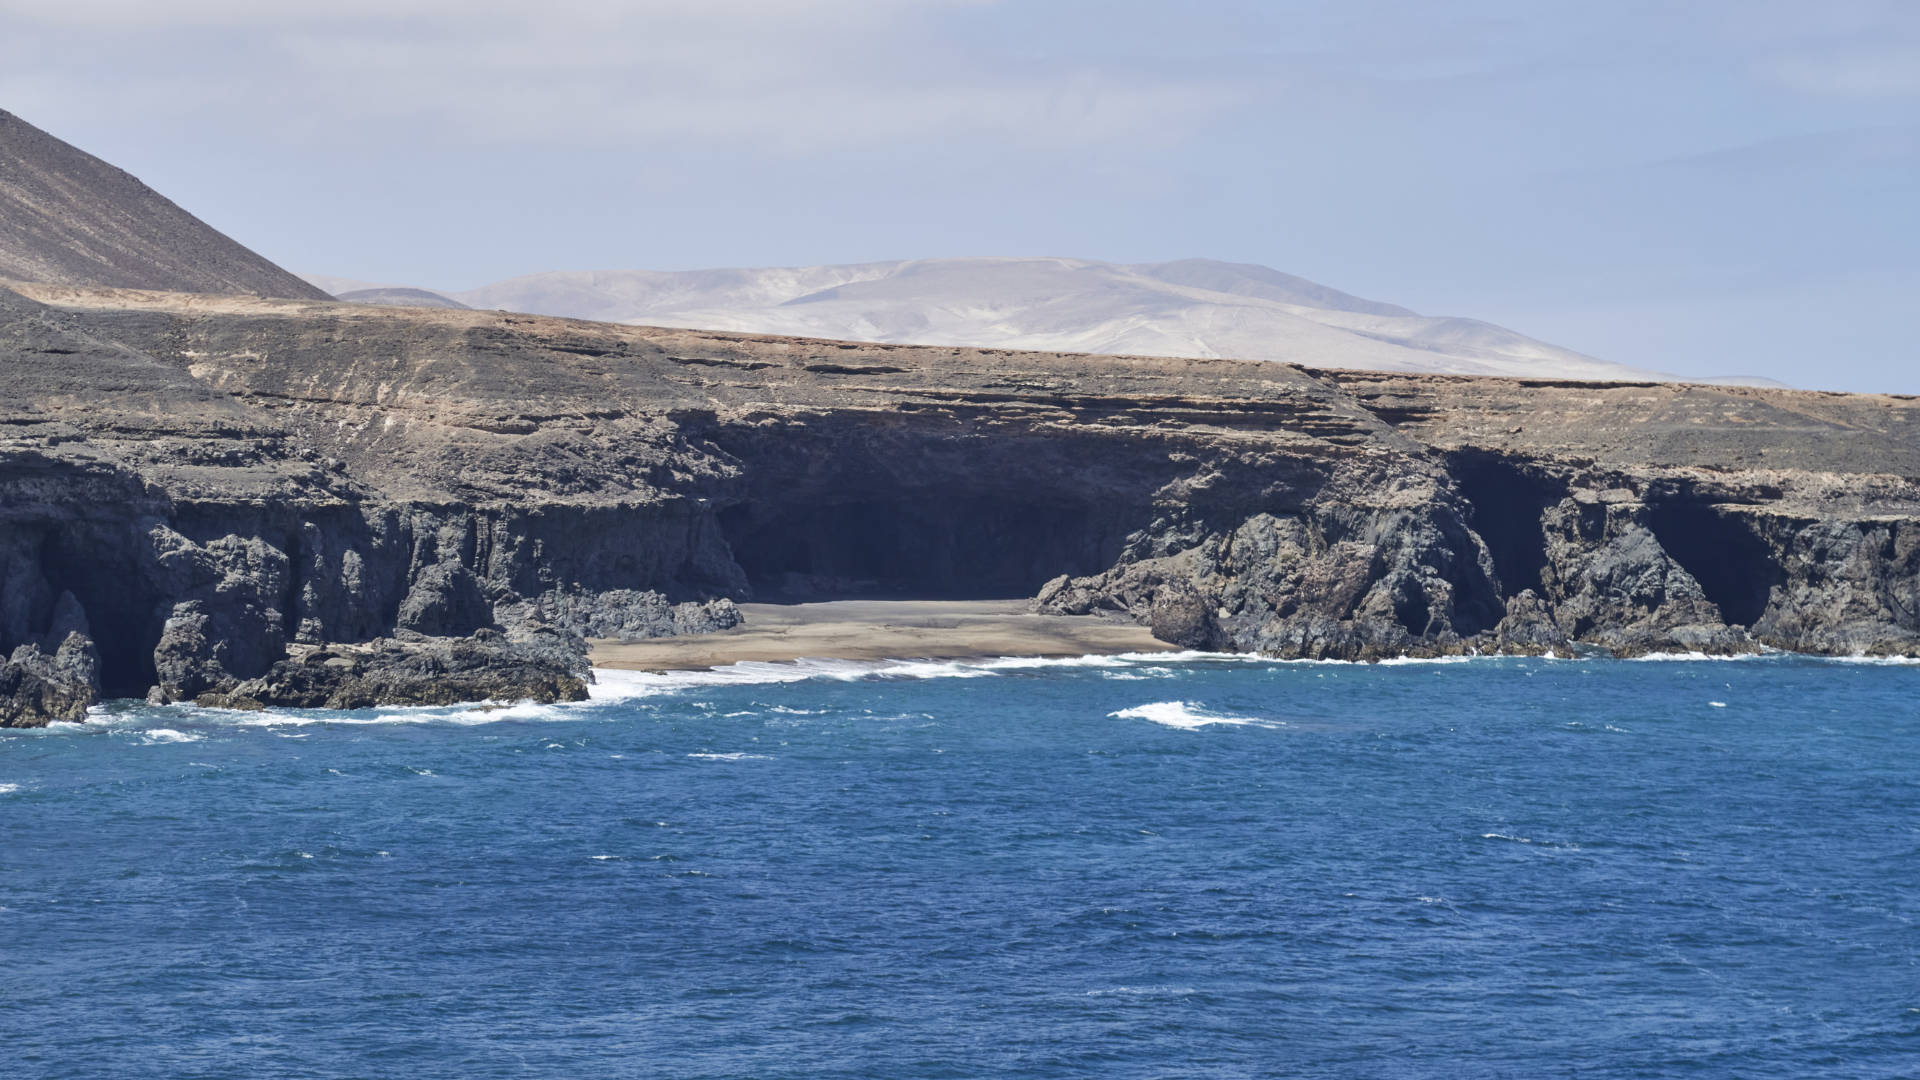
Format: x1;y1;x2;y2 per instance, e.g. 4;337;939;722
450;256;1659;380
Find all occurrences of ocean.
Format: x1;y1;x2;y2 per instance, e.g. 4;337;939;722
3;653;1917;1078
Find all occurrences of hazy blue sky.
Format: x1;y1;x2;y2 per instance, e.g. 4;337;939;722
3;1;1915;390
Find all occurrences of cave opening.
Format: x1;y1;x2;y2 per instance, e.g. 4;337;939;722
1646;502;1778;627
40;528;163;697
720;495;1125;601
1450;453;1563;598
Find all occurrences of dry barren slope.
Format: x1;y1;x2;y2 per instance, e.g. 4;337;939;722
0;109;325;300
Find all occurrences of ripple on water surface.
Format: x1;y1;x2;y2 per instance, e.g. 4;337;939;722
1;652;1916;1079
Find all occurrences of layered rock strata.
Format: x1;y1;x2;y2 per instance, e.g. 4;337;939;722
0;281;1915;723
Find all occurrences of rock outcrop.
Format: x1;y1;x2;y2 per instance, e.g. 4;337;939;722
197;630;590;712
493;589;743;642
1;280;1918;725
0;632;102;727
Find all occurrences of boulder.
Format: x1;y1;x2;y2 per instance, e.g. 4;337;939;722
0;631;101;727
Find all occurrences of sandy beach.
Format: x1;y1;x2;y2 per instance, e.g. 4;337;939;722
589;599;1173;671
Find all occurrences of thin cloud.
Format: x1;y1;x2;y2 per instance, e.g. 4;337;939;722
0;2;1245;152
1768;45;1920;99
0;0;982;27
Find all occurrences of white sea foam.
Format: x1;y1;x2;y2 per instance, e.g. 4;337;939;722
1109;701;1275;731
1084;985;1198;997
212;699;576;728
448;701;572;725
1708;701;1728;708
1481;832;1581;851
1627;650;1778;662
138;728;202;744
587;650;1262;698
0;783;19;795
686;752;772;761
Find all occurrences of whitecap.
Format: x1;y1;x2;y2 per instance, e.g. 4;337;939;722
1108;701;1274;731
1708;701;1728;708
1084;985;1197;997
447;701;573;725
138;728;202;744
0;783;19;795
1481;832;1580;851
686;752;772;761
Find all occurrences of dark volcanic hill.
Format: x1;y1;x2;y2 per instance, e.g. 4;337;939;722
0;109;326;300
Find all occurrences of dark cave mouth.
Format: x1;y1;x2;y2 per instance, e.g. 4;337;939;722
1450;453;1563;599
719;496;1126;602
1646;502;1779;627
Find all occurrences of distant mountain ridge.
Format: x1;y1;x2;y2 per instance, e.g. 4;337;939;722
308;257;1662;381
0;109;325;300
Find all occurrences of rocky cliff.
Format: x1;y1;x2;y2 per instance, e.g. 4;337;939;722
1;281;1915;724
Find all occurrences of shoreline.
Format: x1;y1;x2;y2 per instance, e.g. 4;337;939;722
588;599;1175;672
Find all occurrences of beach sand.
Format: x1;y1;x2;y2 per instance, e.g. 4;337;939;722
589;599;1174;671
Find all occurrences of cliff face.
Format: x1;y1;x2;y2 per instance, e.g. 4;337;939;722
1;282;1916;720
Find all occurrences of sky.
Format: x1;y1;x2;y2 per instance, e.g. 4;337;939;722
2;0;1915;391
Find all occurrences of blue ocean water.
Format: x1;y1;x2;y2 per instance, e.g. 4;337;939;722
3;653;1918;1079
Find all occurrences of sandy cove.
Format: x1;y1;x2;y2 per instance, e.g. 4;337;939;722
588;600;1174;672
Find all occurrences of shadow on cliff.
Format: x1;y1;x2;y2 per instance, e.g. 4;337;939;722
721;497;1125;600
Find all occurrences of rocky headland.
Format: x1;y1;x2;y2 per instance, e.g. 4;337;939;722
0;278;1915;725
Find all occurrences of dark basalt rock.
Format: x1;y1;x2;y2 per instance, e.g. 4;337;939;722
1535;497;1751;657
494;588;743;642
396;562;493;637
0;632;101;727
146;528;292;700
1489;591;1569;655
201;628;590;712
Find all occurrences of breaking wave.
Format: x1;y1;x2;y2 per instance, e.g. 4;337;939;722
1108;701;1277;731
